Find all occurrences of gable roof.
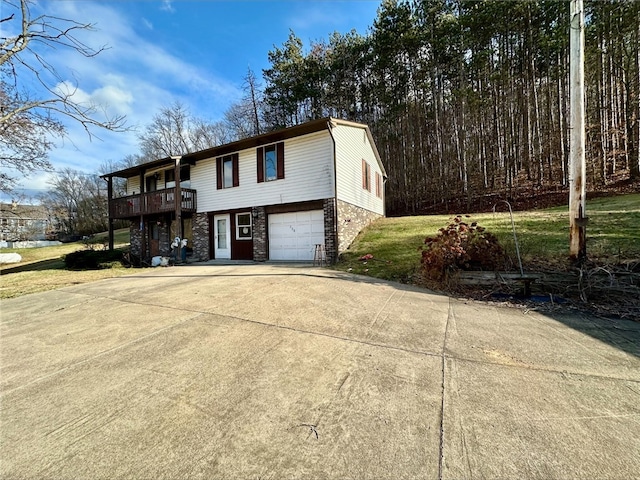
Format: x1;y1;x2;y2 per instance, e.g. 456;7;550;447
102;118;386;179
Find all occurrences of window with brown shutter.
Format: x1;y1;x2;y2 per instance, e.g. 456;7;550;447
257;142;285;182
375;172;382;198
276;142;285;179
362;159;371;191
216;157;223;189
257;147;264;183
232;153;239;187
217;153;239;189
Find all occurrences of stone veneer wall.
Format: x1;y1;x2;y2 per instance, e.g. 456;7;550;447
323;198;338;263
159;223;171;256
336;199;383;254
191;212;210;261
252;206;267;262
130;223;142;258
129;221;172;258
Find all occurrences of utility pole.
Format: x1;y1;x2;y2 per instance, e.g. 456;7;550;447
569;0;587;262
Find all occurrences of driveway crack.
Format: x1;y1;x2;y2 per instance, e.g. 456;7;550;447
438;298;454;480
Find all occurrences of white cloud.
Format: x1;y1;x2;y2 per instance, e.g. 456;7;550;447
90;84;134;117
160;0;175;13
12;1;242;183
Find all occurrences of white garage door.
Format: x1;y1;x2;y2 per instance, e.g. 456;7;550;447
269;210;325;261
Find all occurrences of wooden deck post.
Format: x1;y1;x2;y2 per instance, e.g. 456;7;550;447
174;156;183;243
107;176;114;250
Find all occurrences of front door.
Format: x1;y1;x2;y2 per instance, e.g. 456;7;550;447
214;214;231;259
149;222;160;257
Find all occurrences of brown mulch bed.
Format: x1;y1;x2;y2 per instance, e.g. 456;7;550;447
434;260;640;321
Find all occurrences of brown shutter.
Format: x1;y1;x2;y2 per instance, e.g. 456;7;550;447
362;159;366;189
232;153;239;187
257;147;264;183
216;157;222;190
276;142;285;179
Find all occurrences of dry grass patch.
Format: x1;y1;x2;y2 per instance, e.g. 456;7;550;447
0;267;135;299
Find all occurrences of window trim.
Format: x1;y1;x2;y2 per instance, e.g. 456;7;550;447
217;153;239;189
362;159;371;192
235;212;252;240
166;165;190;188
257;142;285;183
264;144;277;181
375;172;382;198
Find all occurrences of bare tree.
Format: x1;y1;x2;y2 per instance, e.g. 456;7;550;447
244;67;263;136
0;0;128;192
41;168;108;236
139;102;227;158
189;118;232;151
221;68;265;141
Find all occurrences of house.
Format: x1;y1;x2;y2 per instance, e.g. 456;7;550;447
102;118;386;263
0;202;52;243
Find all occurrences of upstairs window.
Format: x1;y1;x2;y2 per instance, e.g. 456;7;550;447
216;154;239;189
362;160;371;192
265;145;277;181
257;142;284;182
165;169;175;185
180;165;190;182
165;165;190;188
223;158;233;187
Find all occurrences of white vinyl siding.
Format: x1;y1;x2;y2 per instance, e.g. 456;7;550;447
126;176;140;196
333;124;385;215
268;210;325;261
192;131;334;213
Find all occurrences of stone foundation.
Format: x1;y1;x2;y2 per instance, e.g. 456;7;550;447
177;199;379;264
130;223;142;258
192;213;210;261
323;198;337;263
336;199;383;253
159;223;171;256
252;207;267;262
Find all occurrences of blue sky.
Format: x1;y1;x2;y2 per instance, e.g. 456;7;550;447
4;0;380;201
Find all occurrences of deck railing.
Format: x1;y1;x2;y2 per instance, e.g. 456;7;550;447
109;188;197;219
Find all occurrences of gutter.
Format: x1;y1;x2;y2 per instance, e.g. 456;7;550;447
327;119;339;262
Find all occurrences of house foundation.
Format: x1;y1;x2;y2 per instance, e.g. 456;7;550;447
192;213;209;261
336;199;383;254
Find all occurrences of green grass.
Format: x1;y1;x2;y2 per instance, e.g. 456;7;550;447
1;229;132;299
2;197;639;297
336;193;640;282
0;229;130;268
0;267;135;299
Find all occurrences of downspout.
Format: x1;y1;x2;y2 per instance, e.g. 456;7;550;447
327;119;339;262
139;169;146;260
173;156;183;242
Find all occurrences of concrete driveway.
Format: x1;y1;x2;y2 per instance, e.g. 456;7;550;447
1;264;639;479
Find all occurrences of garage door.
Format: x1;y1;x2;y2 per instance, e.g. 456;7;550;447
268;210;325;261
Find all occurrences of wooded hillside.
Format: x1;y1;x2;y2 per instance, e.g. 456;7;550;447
259;0;639;215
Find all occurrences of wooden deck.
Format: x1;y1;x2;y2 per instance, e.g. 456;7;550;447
109;188;197;219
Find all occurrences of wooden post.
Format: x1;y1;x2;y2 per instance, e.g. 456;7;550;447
174;156;183;244
107;176;114;251
569;0;587;262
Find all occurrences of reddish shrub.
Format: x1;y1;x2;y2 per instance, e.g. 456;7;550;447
420;216;504;280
